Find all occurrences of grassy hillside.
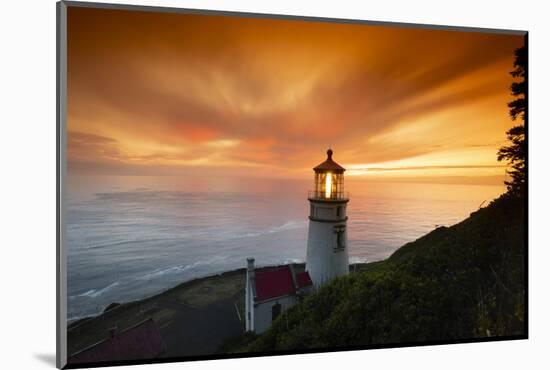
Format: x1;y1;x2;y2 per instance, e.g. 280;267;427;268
236;193;526;352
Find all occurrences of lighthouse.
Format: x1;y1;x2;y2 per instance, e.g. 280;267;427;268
305;148;350;287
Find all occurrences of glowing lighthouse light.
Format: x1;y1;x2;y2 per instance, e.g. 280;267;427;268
325;173;332;198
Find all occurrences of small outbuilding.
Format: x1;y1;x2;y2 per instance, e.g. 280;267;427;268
245;258;313;333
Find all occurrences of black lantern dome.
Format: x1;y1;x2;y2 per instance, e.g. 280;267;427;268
313;149;345;173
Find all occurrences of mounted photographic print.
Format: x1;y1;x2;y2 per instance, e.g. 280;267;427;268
56;1;528;368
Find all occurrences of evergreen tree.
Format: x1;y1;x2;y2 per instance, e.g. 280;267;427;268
498;45;527;196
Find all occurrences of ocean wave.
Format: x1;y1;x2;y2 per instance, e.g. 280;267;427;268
349;256;368;264
282;258;304;264
138;256;228;281
241;220;307;239
76;282;120;299
72;219;308;251
78;236;189;251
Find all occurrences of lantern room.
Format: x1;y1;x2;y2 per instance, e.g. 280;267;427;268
310;149;347;200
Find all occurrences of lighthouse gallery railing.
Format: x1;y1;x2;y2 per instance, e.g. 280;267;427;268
307;190;349;200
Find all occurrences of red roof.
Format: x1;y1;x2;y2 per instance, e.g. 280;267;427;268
313;149;345;173
68;319;165;365
296;271;313;288
255;266;295;301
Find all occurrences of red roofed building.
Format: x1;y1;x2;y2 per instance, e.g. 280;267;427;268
245;259;313;333
296;271;314;289
254;266;295;301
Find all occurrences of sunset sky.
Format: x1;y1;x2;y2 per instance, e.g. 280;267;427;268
67;7;525;184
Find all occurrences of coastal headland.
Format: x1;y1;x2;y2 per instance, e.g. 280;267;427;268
67;262;374;361
68;193;525;363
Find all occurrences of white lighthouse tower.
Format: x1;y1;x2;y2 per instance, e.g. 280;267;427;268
306;149;350;287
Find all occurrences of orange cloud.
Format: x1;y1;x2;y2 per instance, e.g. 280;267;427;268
66;7;525;181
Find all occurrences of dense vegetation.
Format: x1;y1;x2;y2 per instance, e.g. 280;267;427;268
233;193;525;352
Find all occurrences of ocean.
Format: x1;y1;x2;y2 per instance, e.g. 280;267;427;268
66;175;504;321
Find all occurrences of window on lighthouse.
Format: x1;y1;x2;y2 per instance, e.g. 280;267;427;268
334;225;346;250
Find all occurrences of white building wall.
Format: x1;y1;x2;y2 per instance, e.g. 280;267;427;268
306;200;349;287
253;295;297;334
